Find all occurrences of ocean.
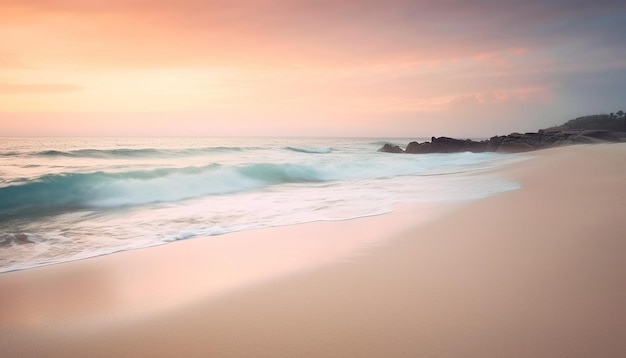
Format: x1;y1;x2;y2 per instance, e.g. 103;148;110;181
0;137;524;273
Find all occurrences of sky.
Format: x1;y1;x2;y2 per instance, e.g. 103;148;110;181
1;0;625;137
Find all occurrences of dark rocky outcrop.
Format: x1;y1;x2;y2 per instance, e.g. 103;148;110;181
377;143;404;153
404;137;490;154
378;111;626;154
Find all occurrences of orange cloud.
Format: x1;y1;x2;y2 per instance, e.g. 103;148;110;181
0;83;82;94
2;0;545;71
0;1;623;137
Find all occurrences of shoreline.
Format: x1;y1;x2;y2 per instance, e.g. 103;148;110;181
0;202;457;275
0;201;462;328
0;149;524;275
2;143;626;357
0;138;520;275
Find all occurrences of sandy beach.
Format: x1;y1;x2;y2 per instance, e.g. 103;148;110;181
1;143;625;357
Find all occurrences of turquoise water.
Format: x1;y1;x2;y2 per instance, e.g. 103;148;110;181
0;137;523;272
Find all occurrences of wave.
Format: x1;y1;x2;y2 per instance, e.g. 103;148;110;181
284;146;332;154
0;151;510;219
4;146;254;159
0;162;328;218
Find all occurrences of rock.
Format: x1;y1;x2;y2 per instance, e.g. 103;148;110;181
405;141;426;154
567;135;606;144
497;140;536;153
378;143;404;153
405;138;489;154
383;118;626;155
464;140;489;153
577;130;622;142
430;137;466;153
520;132;543;148
488;136;506;151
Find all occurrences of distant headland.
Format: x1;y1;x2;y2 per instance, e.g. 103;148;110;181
380;111;626;154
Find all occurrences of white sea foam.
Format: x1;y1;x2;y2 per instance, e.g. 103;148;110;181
0;137;527;272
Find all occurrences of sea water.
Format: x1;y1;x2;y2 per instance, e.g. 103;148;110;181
0;137;524;272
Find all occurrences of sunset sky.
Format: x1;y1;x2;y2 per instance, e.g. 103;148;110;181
1;0;625;137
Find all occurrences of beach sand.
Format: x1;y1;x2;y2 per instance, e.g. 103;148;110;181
1;143;625;357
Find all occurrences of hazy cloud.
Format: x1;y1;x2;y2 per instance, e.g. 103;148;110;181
0;0;624;135
0;83;83;94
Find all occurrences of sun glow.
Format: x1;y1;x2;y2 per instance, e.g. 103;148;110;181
0;1;624;136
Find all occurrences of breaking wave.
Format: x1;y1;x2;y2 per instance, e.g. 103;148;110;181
0;162;331;217
0;151;513;220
